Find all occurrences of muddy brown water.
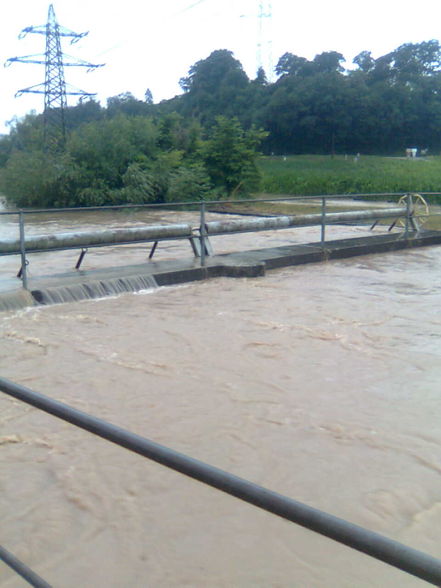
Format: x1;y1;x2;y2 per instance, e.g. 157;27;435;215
0;207;440;587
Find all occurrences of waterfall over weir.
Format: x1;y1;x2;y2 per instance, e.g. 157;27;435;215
0;289;37;312
30;274;158;306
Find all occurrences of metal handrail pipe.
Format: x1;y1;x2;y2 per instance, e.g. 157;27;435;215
1;193;436;216
0;376;440;586
0;544;52;588
0;224;193;255
204;207;408;235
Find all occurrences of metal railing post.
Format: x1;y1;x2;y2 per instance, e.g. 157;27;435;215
405;193;412;238
321;197;327;248
18;211;28;290
200;200;206;267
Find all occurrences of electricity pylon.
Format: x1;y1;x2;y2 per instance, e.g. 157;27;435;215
5;4;104;152
257;1;273;81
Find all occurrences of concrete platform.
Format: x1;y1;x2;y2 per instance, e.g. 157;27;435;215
2;230;441;310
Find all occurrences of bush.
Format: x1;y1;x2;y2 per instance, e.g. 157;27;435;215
166;163;212;202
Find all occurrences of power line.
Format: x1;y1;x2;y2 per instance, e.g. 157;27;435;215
175;0;211;16
92;1;212;60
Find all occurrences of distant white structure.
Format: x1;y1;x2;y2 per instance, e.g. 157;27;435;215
406;148;418;158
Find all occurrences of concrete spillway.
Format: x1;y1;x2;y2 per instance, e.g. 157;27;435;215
31;274;159;305
2;230;441;311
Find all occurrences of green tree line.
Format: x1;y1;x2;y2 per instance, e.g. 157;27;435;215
171;41;441;155
1;40;441;207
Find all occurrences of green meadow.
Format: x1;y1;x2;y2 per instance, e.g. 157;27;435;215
208;154;440;229
258;155;441;200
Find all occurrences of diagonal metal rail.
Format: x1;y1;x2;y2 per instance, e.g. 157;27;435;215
1;375;440;586
0;544;51;588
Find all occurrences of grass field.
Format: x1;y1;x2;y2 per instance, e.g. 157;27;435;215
257;155;441;199
211;155;440;230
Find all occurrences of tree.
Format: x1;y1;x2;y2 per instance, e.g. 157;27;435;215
178;50;250;126
166;163;212;202
0;133;13;167
180;49;247;93
313;51;345;73
275;53;311;78
106;92;149;117
156;112;201;154
67;114;158;189
202;116;267;196
353;51;375;73
65;99;103;130
0;150;94;208
4;113;44;152
120;163;156;203
388;40;441;81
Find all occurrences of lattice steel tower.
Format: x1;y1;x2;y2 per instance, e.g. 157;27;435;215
257;1;273;81
6;4;104;152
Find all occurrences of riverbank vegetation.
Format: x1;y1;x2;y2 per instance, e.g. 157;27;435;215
0;114;266;208
1;39;441;207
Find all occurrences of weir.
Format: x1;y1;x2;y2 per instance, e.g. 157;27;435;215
1;195;440;311
0;206;411;257
31;274;158;305
0;289;36;311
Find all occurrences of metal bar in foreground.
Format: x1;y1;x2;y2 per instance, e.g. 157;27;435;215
18;211;28;290
1;376;440;586
320;197;327;247
0;544;52;588
199;200;206;267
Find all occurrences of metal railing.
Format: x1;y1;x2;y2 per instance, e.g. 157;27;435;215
1;192;439;291
0;376;440;587
0;544;51;588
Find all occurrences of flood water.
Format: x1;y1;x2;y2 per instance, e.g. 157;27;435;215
0;206;440;587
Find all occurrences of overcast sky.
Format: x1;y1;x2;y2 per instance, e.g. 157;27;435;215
1;0;441;134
